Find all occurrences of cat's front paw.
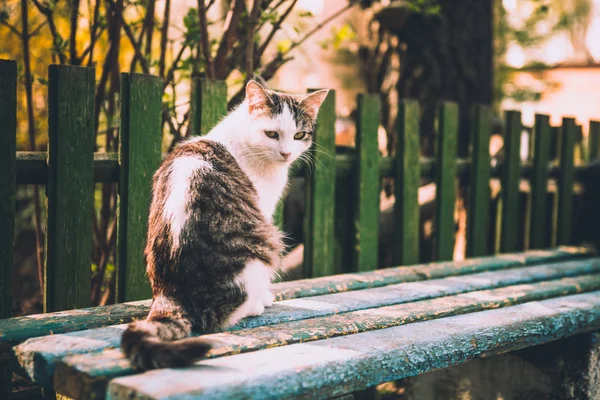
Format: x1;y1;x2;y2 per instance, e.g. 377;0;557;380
261;291;274;307
247;300;265;317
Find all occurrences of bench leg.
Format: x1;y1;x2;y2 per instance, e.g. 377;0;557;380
401;332;600;400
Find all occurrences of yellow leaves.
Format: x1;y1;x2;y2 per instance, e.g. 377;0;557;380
276;38;292;54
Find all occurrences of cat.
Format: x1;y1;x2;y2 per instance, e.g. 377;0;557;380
120;80;329;371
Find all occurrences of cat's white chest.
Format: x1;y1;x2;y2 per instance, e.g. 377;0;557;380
251;170;288;220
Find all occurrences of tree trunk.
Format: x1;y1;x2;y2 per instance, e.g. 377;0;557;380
391;0;494;157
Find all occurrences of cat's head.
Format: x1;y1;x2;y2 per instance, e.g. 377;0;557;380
241;80;329;166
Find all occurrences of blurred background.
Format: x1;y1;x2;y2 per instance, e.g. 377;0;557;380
1;0;599;318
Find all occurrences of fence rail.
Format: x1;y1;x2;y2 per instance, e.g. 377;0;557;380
2;59;599;320
12;151;592;183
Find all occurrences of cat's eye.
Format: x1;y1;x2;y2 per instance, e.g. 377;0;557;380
294;131;307;140
265;130;279;139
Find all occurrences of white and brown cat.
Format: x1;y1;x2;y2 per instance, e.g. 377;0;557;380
121;81;328;370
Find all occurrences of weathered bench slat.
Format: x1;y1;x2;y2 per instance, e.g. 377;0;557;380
1;248;586;346
51;274;600;400
13;258;600;389
273;247;588;300
104;292;600;400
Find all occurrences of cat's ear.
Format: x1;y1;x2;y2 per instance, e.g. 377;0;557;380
246;80;272;114
299;89;329;120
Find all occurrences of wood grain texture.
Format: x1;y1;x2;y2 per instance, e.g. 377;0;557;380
104;292;600;400
0;60;16;319
435;102;459;261
14;255;600;389
189;78;227;136
529;114;552;249
393;100;420;265
557;117;576;246
116;73;163;302
466;105;492;258
304;89;336;277
0;247;589;347
45;65;95;312
500;110;522;253
588;120;600;161
354;94;380;272
53;274;600;399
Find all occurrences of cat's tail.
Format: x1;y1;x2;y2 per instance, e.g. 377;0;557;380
121;309;211;371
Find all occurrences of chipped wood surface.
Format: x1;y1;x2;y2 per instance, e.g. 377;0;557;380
53;275;600;399
5;247;600;399
105;293;600;400
12;256;600;392
1;247;586;346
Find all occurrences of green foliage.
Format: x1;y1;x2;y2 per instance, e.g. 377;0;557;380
494;0;594;107
183;8;201;45
405;0;441;15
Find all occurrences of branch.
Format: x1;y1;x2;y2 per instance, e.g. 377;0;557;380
106;0;149;73
197;0;215;77
158;0;171;77
69;0;81;64
21;0;45;292
80;27;106;63
256;0;297;59
213;0;246;79
288;2;355;53
29;21;48;37
0;20;22;37
162;43;188;90
87;0;102;66
143;0;156;57
31;0;67;64
245;0;263;76
207;0;217;11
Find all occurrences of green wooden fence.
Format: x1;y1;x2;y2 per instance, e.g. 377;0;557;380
1;59;598;319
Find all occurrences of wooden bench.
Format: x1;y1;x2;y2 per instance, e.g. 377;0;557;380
5;247;600;399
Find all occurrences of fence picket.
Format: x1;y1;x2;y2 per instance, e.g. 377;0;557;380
354;94;380;272
0;60;16;319
529;114;551;249
393;100;420;266
466;105;492;258
45;65;95;312
557;117;576;246
189;78;228;136
304;89;336;277
116;73;163;302
435;102;458;261
589;121;600;161
500;110;522;253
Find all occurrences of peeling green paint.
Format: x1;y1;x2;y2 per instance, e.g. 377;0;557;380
104;292;600;399
6;248;599;400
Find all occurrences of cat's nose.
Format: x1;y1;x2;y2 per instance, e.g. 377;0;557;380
280;152;291;160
